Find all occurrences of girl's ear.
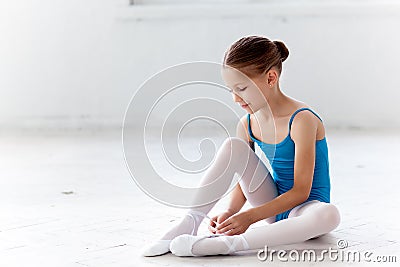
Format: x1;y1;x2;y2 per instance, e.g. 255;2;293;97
267;68;278;86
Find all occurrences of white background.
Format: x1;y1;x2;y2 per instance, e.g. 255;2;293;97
1;0;400;130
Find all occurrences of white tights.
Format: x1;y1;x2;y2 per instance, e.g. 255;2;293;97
157;137;340;255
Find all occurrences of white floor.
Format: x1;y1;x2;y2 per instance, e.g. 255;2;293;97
1;129;399;267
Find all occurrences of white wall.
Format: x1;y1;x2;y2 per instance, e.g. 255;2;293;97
1;0;400;131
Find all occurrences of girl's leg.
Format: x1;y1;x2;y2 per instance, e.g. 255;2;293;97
240;201;340;249
177;201;340;256
142;137;278;256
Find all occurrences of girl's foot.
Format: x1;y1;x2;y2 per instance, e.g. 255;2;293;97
141;210;207;257
170;233;250;256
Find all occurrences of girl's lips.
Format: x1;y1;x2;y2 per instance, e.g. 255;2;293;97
241;103;249;108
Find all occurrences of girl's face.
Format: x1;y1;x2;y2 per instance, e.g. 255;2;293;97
221;67;269;114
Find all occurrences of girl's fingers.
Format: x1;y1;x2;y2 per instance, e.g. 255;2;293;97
208;224;216;233
217;223;234;234
216;220;227;230
226;227;242;236
217;215;227;224
209;220;216;227
208;218;220;233
211;215;218;223
224;228;237;236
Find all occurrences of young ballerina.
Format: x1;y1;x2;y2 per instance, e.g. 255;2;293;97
141;35;340;257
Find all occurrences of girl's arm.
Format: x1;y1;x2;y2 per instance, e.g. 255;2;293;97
248;111;318;223
216;112;318;233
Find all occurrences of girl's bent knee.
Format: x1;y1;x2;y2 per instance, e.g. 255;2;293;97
222;137;247;145
319;204;341;231
221;137;249;151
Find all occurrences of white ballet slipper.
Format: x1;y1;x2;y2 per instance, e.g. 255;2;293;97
170;233;250;257
141;239;171;257
170;233;224;257
169;234;208;256
141;211;208;257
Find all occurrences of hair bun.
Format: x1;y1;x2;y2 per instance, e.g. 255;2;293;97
273;40;289;62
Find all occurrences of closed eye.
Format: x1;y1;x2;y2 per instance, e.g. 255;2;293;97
227;87;247;93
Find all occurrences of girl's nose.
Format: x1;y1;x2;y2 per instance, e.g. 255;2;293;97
232;92;242;103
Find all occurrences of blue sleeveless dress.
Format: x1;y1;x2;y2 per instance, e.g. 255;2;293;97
247;108;331;222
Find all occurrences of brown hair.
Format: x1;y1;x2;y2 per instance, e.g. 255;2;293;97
223;35;289;78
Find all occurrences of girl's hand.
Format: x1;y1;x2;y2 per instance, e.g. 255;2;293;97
208;210;234;234
215;210;254;236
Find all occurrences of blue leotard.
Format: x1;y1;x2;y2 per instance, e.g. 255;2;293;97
247;107;331;222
